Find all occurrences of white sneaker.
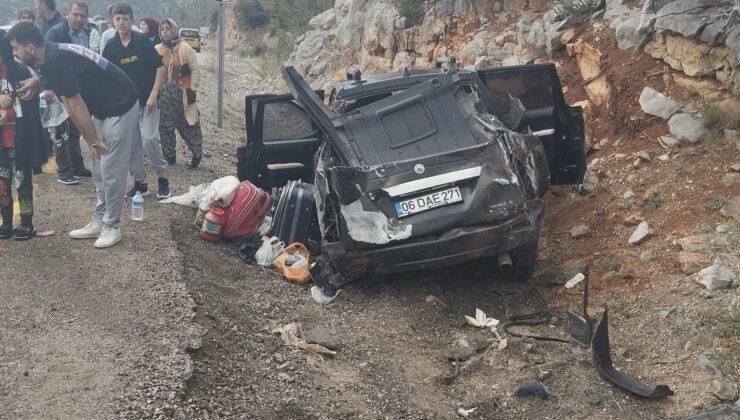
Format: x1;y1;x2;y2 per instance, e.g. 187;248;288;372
69;220;103;239
94;226;122;248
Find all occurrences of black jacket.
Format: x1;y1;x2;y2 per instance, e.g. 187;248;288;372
40;12;64;37
8;62;47;173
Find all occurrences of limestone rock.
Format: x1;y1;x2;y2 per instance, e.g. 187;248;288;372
679;252;711;274
722;173;740;186
615;16;643;51
639;87;682;120
571;224;590;238
659;136;680;149
629;221;651;245
699;351;729;376
678;236;707;252
709;378;739;401
309;8;337;30
654;0;713;38
722;196;740;223
668;113;707;144
696;260;737;290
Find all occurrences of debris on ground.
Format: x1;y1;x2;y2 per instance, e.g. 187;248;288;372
272;323;337;356
592;310;673;398
512;383;549;399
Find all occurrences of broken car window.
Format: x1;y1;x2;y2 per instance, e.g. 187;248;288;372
262;101;315;142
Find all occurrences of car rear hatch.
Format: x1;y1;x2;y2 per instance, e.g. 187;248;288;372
282;66;539;250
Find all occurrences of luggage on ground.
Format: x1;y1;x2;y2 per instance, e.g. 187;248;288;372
222;181;271;239
270;180;316;245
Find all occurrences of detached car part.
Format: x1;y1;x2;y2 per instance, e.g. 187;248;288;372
592;310;674;398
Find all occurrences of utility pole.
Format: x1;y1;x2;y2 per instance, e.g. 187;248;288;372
213;0;233;129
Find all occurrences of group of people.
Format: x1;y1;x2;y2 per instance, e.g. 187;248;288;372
0;0;205;248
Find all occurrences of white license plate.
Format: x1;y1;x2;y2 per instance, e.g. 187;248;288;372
394;187;463;218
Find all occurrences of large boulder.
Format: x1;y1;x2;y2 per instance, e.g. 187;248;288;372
615;15;643;51
668;113;707;144
654;0;712;38
639;87;682;120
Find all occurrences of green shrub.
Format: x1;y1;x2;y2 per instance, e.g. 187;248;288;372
234;0;270;30
643;194;663;213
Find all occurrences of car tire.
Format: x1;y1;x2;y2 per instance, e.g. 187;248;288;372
496;241;538;282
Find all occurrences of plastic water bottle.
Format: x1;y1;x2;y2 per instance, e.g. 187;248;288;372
132;191;144;221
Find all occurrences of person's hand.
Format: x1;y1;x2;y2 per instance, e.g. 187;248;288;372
0;110;8;125
43;90;54;104
0;95;11;108
16;76;40;101
146;94;157;112
89;142;109;157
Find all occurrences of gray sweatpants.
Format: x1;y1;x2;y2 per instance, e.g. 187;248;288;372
130;103;169;182
92;102;139;228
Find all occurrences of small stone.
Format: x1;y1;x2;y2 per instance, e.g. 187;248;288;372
637;151;651;162
657;154;670;161
659;136;680;149
304;325;338;350
696;260;738;290
679;252;711;274
629;221;651;245
497;339;508;350
565;273;585;289
640;251;655;261
278;372;294;383
731;163;740;171
537;370;553;381
624;213;644;226
632;158;642;167
724;129;739;141
571;224;590;238
639;87;682;120
721;173;740;186
717;224;731;234
678;235;707;252
722;196;740;223
585;389;602;406
709;378;738;401
699;351;729;376
525;351;546;365
623;190;635;199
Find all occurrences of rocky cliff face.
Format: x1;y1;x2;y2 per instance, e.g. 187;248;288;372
287;0;740;108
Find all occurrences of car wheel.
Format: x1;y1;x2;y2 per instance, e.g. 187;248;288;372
496;241;538;282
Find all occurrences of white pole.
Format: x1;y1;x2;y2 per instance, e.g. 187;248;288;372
217;1;225;129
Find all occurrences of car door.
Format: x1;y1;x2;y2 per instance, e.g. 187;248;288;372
477;64;586;185
238;93;324;192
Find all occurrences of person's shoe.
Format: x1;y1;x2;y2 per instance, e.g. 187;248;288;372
189;157;201;169
69;220;103;239
0;225;12;240
125;182;150;198
73;168;93;178
57;172;80;185
166;156;176;165
94;225;122;248
157;177;171;199
13;224;36;240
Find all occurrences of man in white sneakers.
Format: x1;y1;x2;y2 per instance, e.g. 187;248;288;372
9;22;140;248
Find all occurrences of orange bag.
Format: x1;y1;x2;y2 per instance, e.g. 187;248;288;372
273;243;311;284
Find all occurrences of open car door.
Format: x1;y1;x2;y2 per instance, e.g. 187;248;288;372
237;93;324;192
477;64;586;185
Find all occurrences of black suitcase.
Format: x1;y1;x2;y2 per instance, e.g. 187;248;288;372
270;180;316;245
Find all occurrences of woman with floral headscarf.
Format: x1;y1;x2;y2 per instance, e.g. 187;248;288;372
155;18;203;168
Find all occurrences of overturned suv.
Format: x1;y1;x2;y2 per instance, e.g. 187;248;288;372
238;59;585;281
